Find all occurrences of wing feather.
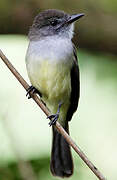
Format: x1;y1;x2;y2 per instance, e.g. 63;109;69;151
66;45;80;121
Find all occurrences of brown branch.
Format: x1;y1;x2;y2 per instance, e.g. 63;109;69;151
0;49;107;180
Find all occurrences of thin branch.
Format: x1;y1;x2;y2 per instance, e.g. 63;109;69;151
0;49;107;180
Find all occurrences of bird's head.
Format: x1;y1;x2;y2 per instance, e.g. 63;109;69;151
29;9;84;40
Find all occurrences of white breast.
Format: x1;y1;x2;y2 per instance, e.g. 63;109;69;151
26;36;73;64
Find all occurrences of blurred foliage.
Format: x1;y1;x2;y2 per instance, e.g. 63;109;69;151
0;157;84;180
0;0;117;53
0;157;50;180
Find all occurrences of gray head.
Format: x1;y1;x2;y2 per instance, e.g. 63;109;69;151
29;9;84;41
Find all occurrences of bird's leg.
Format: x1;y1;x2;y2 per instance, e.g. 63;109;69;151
47;102;63;126
26;85;42;99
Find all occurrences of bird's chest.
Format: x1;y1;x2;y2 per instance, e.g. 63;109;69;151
26;38;73;102
28;58;72;102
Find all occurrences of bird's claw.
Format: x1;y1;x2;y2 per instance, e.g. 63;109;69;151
26;85;42;99
47;102;63;126
47;114;59;126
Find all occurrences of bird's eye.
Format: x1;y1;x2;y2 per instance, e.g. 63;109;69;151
50;20;58;26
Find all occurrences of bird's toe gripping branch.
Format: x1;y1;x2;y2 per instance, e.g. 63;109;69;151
47;102;63;126
26;85;42;99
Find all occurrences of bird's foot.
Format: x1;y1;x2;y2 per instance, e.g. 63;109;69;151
26;85;42;99
47;102;63;126
48;114;59;126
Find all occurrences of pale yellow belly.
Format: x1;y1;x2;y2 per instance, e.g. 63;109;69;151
27;59;72;124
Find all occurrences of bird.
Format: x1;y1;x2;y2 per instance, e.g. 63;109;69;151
25;9;84;178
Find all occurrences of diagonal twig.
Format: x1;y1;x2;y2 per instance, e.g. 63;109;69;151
0;49;107;180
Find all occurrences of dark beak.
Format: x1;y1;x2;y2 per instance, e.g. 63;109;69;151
67;13;84;24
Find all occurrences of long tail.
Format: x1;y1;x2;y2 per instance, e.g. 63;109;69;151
50;122;73;178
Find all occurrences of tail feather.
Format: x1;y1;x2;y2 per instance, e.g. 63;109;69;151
50;122;73;178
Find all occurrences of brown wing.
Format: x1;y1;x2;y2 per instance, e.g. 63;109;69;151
66;44;80;121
